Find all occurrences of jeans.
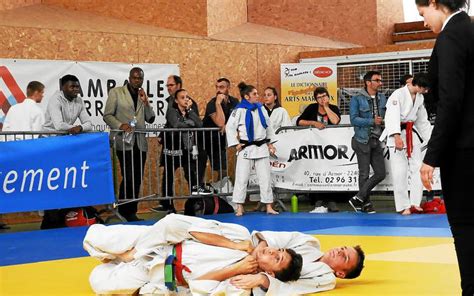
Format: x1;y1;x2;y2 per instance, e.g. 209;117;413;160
351;137;386;202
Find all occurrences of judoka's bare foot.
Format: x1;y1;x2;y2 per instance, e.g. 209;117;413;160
401;209;411;215
236;205;244;216
266;204;279;215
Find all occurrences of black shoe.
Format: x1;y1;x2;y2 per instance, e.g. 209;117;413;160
348;196;364;212
0;223;10;230
124;215;144;222
362;202;376;214
191;185;212;196
327;201;339;212
150;205;169;213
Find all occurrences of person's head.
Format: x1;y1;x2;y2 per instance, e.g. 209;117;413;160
128;67;144;91
416;0;469;33
263;87;280;108
174;88;189;110
399;74;414;87
216;77;231;96
60;74;80;100
320;245;365;279
363;71;383;95
314;87;330;105
26;81;45;103
167;75;182;97
410;72;431;94
256;246;303;282
238;82;259;104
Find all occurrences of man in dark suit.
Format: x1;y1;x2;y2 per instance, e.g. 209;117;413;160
417;1;474;294
104;67;156;222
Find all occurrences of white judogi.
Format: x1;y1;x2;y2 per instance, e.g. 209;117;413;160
380;86;432;211
266;106;292;132
226;107;276;204
85;214;252;295
84;214;337;296
2;98;44;140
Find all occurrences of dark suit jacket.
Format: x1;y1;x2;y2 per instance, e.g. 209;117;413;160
424;12;474;167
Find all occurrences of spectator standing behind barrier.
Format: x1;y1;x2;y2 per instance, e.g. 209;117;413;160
416;0;474;294
380;73;432;215
2;81;45;140
263;86;292;131
41;75;93;229
297;87;341;213
348;71;387;214
162;89;211;204
43;75;92;134
202;77;240;180
0;81;45;230
226;82;279;216
103;67;155;222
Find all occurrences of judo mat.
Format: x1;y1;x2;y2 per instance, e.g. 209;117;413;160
0;212;459;295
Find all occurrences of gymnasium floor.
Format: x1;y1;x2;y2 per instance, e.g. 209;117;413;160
0;212;459;295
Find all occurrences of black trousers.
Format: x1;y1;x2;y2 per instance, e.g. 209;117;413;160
160;150;206;209
116;144;147;218
440;149;474;296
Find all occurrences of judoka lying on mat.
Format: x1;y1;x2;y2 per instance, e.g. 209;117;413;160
84;214;364;295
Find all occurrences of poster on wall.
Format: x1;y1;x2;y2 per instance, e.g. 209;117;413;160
0;59;179;131
280;63;337;118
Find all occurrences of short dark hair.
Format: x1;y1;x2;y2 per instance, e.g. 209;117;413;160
174;88;187;98
314;87;330;99
265;86;280;107
129;67;144;77
411;72;430;88
274;248;303;282
26;81;45;96
363;71;382;84
170;75;183;87
217;77;230;86
345;245;365;279
238;82;256;99
415;0;469;12
60;74;79;86
399;74;413;87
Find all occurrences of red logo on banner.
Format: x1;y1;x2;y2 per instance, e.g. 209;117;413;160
0;66;27;117
313;67;333;78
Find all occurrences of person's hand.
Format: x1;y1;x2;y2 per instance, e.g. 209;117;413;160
313;121;326;130
394;134;404;150
268;143;276;156
232;255;258;275
138;88;149;106
234;240;254;254
186;99;193;110
216;93;226;104
119;123;133;133
236;143;244;152
68;125;83;135
231;274;268;289
420;162;435;191
375;116;383;125
322;96;330;108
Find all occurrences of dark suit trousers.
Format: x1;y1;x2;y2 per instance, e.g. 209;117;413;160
116;144;147;218
440;149;474;295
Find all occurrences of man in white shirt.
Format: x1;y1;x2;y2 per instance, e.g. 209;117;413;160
2;81;45;140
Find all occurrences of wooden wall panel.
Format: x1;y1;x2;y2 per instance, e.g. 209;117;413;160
0;0;40;11
207;0;247;36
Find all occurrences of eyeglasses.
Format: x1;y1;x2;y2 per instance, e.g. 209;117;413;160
316;94;328;99
166;83;176;87
370;79;383;83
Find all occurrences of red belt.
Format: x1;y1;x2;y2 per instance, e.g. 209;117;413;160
401;121;414;158
174;243;191;287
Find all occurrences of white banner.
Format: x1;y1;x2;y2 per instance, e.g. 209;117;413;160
0;59;179;131
270;127;441;192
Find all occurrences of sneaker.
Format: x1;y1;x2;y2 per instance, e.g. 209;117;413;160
362;202;376;214
191;185;212;196
348;196;364;212
150;205;175;213
309;206;328;213
327;201;339;212
0;223;9;230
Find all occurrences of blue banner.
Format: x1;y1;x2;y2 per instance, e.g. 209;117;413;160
0;133;115;213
